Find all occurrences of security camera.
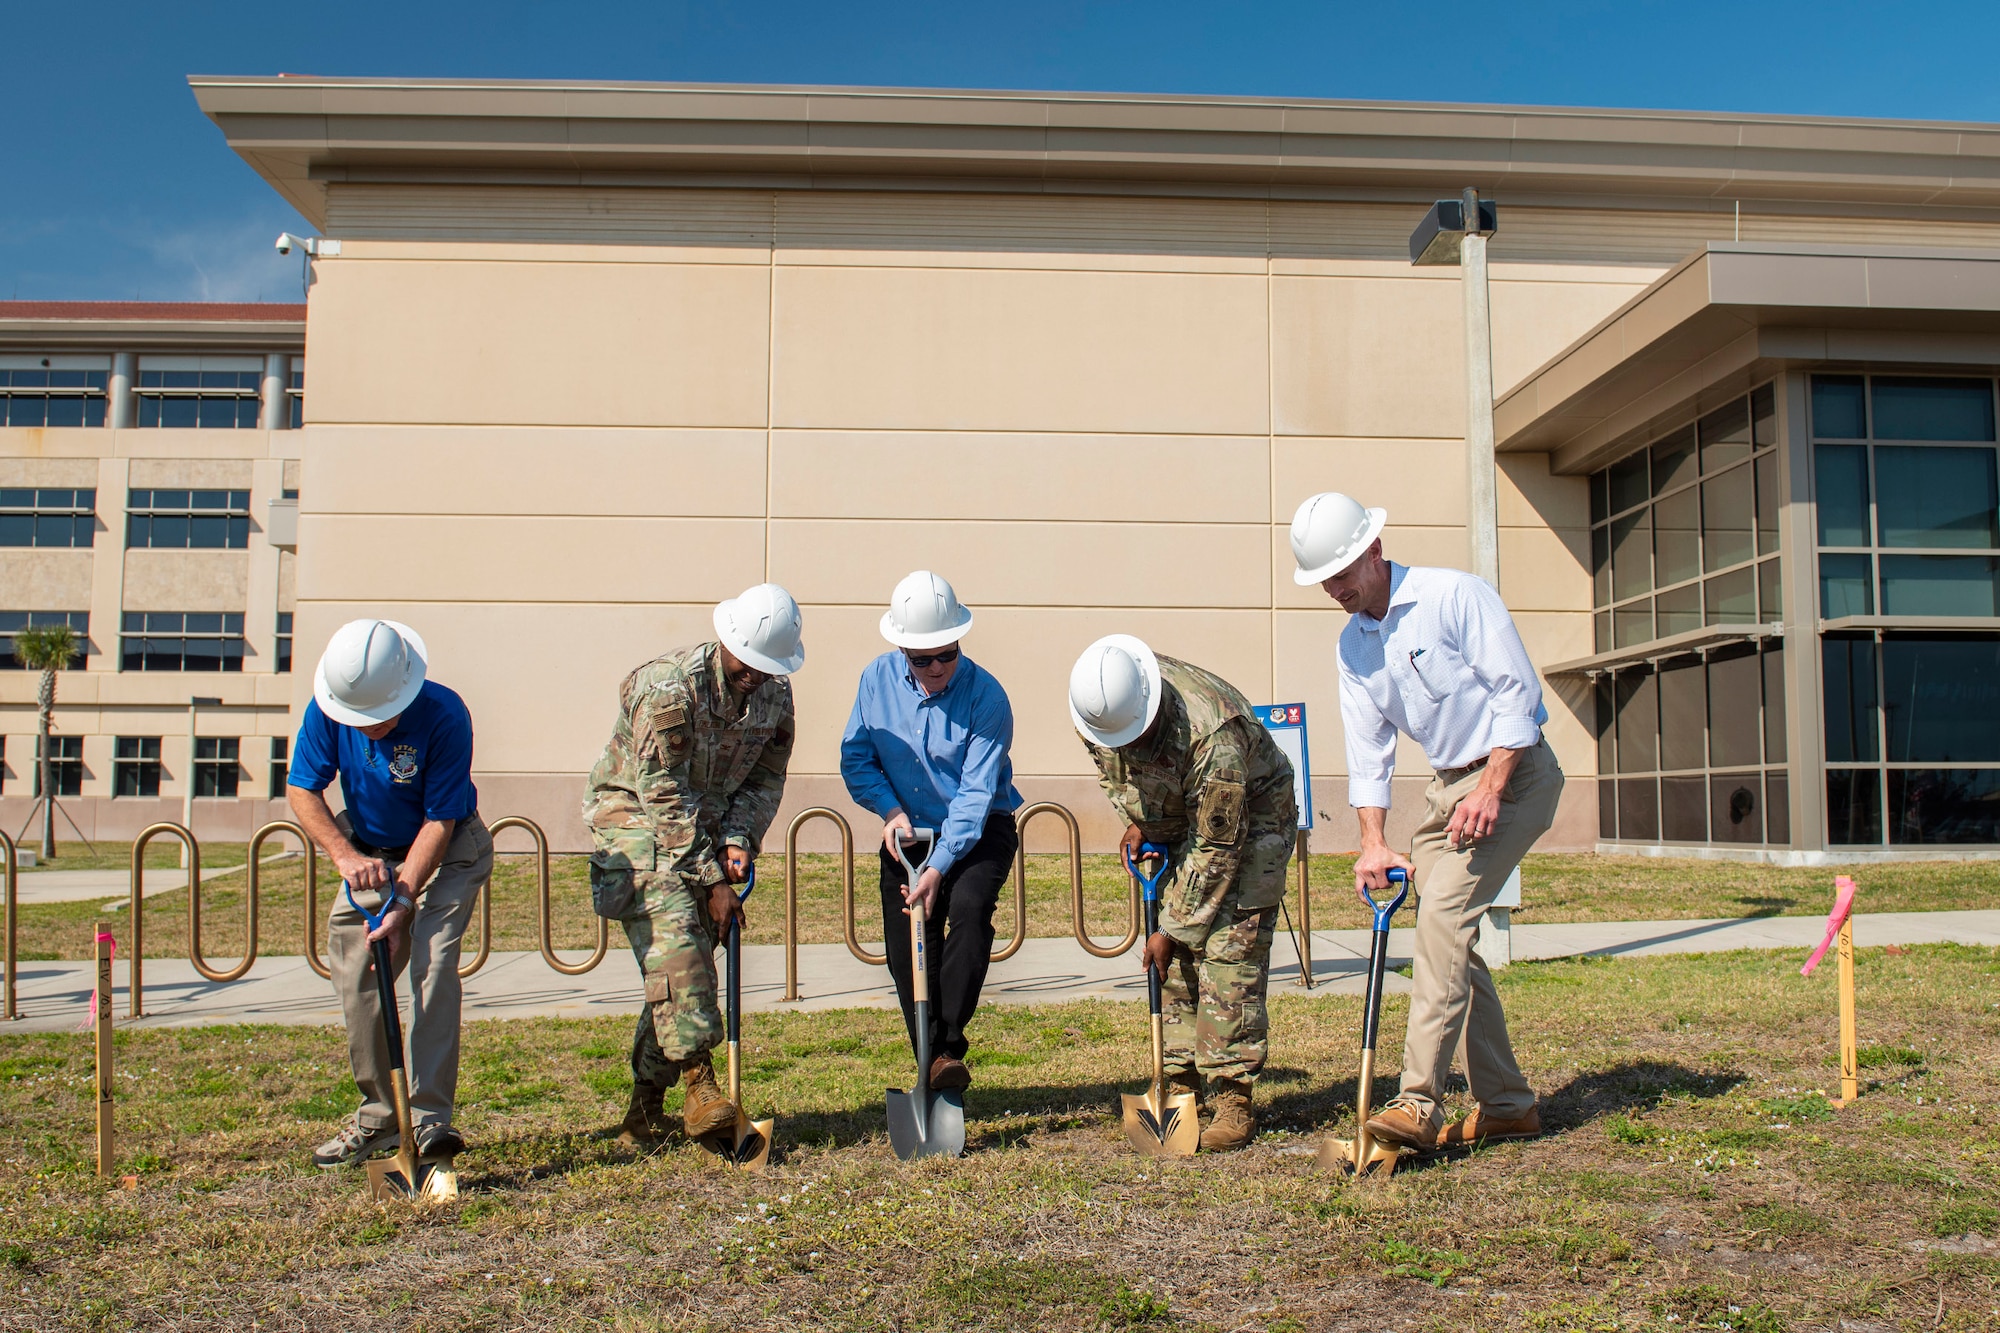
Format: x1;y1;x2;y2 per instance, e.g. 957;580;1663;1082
275;233;339;257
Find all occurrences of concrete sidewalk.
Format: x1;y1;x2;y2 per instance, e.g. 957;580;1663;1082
11;852;298;906
4;910;1995;1035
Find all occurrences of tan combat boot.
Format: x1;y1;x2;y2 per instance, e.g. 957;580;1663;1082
1166;1068;1202;1105
1199;1079;1256;1152
615;1084;672;1147
679;1055;740;1140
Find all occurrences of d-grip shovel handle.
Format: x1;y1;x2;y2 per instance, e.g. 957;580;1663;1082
1359;867;1408;1055
726;868;754;1045
1362;867;1409;934
890;827;938;1000
1124;843;1171;1014
346;882;407;1075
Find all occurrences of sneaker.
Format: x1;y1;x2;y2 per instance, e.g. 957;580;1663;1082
929;1055;971;1091
415;1123;466;1161
313;1121;397;1170
1438;1104;1541;1147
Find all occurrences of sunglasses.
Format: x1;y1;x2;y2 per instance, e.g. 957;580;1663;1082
905;647;961;669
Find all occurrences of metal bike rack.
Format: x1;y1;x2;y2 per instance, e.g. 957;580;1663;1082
188;829;257;986
1014;802;1141;960
128;821;197;1017
788;806;859;991
243;820;329;981
490;815;607;977
1;829;16;1020
457;852;493;980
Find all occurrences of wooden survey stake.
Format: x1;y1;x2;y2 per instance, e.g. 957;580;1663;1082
95;923;114;1175
1834;916;1859;1106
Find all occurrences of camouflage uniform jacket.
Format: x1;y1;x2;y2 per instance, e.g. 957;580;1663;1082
582;641;795;893
1082;655;1297;947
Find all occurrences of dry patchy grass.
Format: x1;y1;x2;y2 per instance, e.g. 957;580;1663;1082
2;944;1998;1330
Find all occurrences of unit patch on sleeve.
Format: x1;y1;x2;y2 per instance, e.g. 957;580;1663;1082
1197;779;1246;844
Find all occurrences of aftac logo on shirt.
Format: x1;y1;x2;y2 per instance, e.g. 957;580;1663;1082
388;745;420;783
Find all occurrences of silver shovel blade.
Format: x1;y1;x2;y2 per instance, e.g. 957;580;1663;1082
886;1087;965;1160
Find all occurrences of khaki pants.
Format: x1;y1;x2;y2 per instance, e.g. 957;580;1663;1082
328;813;494;1133
1396;740;1562;1123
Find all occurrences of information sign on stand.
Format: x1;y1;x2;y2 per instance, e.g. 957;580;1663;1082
1256;703;1314;988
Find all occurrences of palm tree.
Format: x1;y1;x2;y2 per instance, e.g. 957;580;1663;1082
13;624;78;859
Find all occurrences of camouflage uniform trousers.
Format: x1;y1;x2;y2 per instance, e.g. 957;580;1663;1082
620;870;725;1094
1159;896;1278;1085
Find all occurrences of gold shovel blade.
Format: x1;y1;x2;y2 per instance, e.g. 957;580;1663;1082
1121;1089;1199;1157
365;1153;460;1202
1315;1135;1403;1178
719;1112;774;1172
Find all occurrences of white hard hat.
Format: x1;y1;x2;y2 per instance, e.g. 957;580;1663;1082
1290;491;1388;585
713;583;806;675
880;570;974;650
314;619;429;727
1068;634;1162;749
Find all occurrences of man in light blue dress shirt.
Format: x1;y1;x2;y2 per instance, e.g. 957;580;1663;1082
841;571;1022;1091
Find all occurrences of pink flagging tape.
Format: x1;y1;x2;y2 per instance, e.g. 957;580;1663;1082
78;931;116;1032
1800;876;1857;977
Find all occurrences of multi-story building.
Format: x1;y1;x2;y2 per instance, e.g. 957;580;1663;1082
0;302;304;840
6;76;1999;862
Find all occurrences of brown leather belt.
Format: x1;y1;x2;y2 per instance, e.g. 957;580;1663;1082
1435;755;1490;785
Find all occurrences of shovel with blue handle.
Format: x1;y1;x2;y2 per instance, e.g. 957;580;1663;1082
884;827;965;1160
1121;842;1198;1157
346;882;459;1202
704;867;774;1170
1318;867;1410;1178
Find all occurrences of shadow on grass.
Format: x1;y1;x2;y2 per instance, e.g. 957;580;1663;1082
1732;897;1797;916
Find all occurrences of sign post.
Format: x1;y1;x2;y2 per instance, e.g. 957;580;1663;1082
1256;703;1315;990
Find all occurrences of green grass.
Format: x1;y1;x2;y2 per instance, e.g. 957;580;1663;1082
1;944;1997;1329
11;843;2000;962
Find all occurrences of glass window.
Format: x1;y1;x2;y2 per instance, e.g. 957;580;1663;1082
125;489;252;550
1754;452;1779;556
1812;375;1867;439
1822;635;1879;763
194;737;240;798
1826;769;1882;844
1653;488;1701;587
1819;553;1874;618
1874;446;1998;549
1762;645;1788;764
1765;771;1790;845
1815;445;1870;546
1888;769;2000;844
1752;382;1776;447
1708;645;1763;768
1598;778;1618;840
1879;555;1998;617
1656;583;1701;638
118;611;247;672
1702;466;1755;570
1880;635;2000;763
1705;567;1756;625
1699;398;1752;474
1590;471;1609;526
113;736;163;798
1615;668;1657;773
1614;603;1652;649
33;735;84;797
268;736;290;800
1594;610;1611;653
1591;527;1610;607
1709;772;1762;844
1617;777;1659;841
0;611;90;669
1758;559;1782;620
1651;426;1698;496
1609;451;1649;515
1662;775;1707;841
277;612;293;674
0;488;96;549
1612;510;1652;599
1657;656;1706;771
1871;377;1995;442
1594;677;1614;774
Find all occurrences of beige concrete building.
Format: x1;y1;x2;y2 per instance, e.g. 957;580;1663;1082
7;77;2000;861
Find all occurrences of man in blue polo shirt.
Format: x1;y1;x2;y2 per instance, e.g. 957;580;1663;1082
287;618;492;1170
841;571;1021;1090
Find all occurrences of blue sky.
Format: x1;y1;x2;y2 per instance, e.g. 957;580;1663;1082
6;1;1999;302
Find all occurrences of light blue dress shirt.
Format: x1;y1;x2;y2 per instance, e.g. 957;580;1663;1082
840;652;1022;878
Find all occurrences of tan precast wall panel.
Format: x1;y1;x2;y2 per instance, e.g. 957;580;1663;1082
277;549;296;611
0;457;99;487
771;431;1271;523
771;519;1269;610
325;183;776;250
1498;527;1591;613
1498;453;1589;529
1271;274;1465;439
107;429;282;461
788;605;1275;778
303;426;766;515
297;515;766;604
128;458;254;488
305;259;772;427
1273;437;1468;528
0;550;94;609
282;459;302;492
121;550;249;612
770;265;1270;434
1489;277;1656;395
296;601;722;775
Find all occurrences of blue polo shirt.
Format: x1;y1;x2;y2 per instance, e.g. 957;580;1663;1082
288;680;479;849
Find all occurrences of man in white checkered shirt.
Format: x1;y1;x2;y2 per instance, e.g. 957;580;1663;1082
1290;491;1566;1152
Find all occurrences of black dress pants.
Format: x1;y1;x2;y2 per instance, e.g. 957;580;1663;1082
877;812;1018;1061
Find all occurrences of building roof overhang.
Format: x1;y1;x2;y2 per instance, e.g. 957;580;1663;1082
1496;241;2000;474
0;302;306;352
189;76;2000;229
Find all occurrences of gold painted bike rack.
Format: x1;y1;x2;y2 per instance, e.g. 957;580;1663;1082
1015;801;1140;960
788;806;858;992
1;829;16;1020
129;821;198;1016
244;820;316;979
491;815;607;976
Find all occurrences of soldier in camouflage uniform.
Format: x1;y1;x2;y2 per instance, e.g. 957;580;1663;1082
582;584;805;1145
1069;634;1296;1151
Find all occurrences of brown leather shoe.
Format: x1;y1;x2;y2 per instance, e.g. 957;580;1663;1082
1199;1079;1255;1151
1439;1104;1541;1147
929;1055;971;1091
1364;1101;1441;1150
678;1056;740;1140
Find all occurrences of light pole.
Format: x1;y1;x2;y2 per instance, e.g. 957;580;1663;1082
183;696;223;866
1411;188;1501;588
